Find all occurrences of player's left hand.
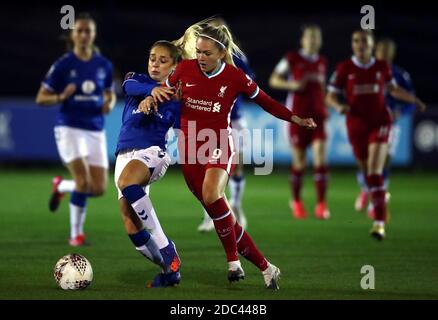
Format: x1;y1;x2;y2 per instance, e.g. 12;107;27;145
138;96;157;115
291;115;317;129
415;98;427;113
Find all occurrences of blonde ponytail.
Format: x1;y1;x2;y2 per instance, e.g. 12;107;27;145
172;17;245;66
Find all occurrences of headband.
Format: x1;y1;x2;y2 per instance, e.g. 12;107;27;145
198;34;226;49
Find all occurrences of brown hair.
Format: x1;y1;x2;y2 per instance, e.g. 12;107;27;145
151;40;182;64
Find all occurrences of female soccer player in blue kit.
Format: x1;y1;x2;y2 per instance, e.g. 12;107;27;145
36;13;116;246
115;41;182;287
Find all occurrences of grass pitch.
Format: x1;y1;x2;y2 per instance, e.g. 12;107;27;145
0;166;437;299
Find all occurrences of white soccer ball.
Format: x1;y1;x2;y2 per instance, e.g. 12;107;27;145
54;253;93;290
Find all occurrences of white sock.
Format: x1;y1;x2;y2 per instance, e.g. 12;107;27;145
229;176;245;208
374;221;385;228
58;180;76;193
203;208;211;221
228;260;242;271
69;203;86;239
131;194;169;249
136;240;166;270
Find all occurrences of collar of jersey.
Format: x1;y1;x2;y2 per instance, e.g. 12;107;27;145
299;49;319;62
351;55;376;69
202;62;226;79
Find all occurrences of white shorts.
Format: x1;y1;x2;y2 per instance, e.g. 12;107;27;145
54;126;108;168
231;118;248;153
388;123;401;157
114;146;171;200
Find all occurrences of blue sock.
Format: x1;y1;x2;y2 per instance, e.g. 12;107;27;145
383;168;390;189
70;191;88;207
356;170;368;192
122;185;145;204
129;229;165;268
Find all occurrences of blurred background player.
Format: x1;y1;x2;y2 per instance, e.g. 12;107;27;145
355;38;418;218
269;24;330;220
326;30;426;240
197;17;254;232
163;19;315;288
35;13;116;246
115;41;181;287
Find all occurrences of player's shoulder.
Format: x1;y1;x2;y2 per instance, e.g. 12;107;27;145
124;72;153;83
336;58;354;72
93;52;113;68
285;51;299;61
375;59;390;70
52;51;74;68
179;59;198;70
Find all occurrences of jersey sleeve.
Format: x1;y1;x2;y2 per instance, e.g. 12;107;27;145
274;57;290;77
236;68;259;99
104;61;114;91
383;62;397;86
41;61;64;93
122;72;158;96
327;63;347;93
165;61;184;88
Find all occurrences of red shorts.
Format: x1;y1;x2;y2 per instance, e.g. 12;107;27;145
289;119;326;149
179;135;236;201
346;122;391;161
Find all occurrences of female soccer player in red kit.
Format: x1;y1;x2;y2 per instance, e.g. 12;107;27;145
270;24;330;220
148;19;316;288
326;30;426;240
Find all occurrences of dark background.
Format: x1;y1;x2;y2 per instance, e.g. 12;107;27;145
1;0;436;103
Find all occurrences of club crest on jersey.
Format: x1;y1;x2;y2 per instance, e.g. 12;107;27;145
213;102;221;112
376;72;381;80
218;86;227;98
81;80;96;94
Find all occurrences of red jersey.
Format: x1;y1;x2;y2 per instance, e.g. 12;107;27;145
166;59;259;137
276;50;328;119
328;56;394;127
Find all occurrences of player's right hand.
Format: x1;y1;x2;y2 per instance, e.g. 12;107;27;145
60;83;76;101
138;96;157;115
151;86;175;103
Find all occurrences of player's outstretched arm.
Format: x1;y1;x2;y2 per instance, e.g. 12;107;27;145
387;83;427;112
253;88;316;129
35;83;76;106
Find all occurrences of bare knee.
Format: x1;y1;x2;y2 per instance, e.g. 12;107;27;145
91;182;107;197
117;173;134;192
74;175;91;193
202;186;222;206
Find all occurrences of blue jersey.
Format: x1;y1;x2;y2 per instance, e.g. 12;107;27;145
115;72;181;155
42;51;114;131
231;54;255;121
387;64;416;115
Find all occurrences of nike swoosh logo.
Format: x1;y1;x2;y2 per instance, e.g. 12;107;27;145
186;83;197;87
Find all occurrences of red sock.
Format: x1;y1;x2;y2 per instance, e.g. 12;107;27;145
234;222;268;271
290;167;303;201
366;174;386;222
205;198;238;262
314;166;328;203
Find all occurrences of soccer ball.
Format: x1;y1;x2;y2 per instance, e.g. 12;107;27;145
54;253;93;290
